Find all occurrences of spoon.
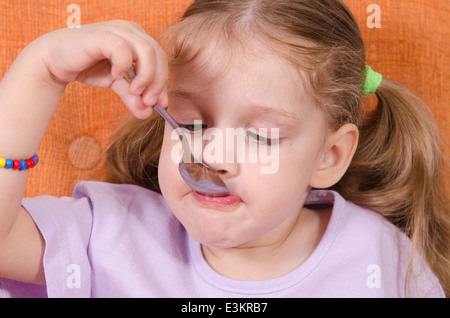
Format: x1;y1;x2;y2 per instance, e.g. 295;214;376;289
124;68;230;197
153;105;230;197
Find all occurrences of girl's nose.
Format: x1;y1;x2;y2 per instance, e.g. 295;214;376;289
206;160;238;179
200;127;240;178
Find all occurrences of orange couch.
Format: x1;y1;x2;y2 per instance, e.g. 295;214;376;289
0;0;448;198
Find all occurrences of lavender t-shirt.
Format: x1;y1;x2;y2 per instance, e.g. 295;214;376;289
0;181;444;297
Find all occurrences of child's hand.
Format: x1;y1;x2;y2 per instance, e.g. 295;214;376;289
38;20;168;119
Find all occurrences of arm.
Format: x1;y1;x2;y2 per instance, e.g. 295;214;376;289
0;20;168;285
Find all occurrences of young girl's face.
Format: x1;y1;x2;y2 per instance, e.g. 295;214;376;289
158;45;329;249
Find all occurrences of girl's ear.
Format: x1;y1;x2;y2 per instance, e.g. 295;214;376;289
310;123;359;189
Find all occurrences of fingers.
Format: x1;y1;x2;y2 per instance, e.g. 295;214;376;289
137;49;168;106
125;36;168;103
110;79;153;120
103;36;134;81
104;22;168;118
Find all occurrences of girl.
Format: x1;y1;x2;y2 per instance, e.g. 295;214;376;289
0;0;448;297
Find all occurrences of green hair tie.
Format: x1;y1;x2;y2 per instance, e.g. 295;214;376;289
363;65;382;95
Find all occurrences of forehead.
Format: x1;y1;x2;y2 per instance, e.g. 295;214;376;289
169;39;312;106
171;29;268;76
171;46;297;91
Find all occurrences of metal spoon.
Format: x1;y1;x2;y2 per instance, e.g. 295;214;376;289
124;68;230;197
153;105;230;197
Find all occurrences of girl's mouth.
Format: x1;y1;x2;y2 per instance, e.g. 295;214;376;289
192;191;242;209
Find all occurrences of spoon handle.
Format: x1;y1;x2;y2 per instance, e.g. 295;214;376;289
125;69;193;162
123;68;178;129
153;105;193;163
153;105;180;130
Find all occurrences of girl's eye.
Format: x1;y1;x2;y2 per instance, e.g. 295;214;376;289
246;129;280;146
178;123;207;133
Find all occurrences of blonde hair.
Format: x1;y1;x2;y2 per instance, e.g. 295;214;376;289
104;0;449;296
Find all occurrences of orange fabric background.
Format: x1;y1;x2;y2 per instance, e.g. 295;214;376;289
0;0;448;198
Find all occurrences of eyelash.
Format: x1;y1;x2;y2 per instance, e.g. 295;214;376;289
178;124;207;132
245;130;280;146
178;123;281;146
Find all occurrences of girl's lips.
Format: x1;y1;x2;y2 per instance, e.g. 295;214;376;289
192;191;242;208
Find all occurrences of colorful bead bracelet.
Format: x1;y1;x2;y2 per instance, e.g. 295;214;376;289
0;154;39;171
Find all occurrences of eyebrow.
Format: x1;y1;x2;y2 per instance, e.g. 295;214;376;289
169;90;205;104
245;104;300;122
169;89;301;122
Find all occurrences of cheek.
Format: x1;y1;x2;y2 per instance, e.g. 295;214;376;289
237;141;320;213
158;126;188;204
251;141;319;190
239;162;305;212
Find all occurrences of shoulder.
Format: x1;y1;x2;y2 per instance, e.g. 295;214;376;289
307;190;401;244
73;180;165;206
22;181;175;251
307;190;444;297
72;180;174;230
20;181;182;297
307;190;410;261
23;180;167;214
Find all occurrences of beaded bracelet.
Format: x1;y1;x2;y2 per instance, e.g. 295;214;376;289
0;154;39;171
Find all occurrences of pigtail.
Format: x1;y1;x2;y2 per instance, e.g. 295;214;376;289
334;78;450;296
